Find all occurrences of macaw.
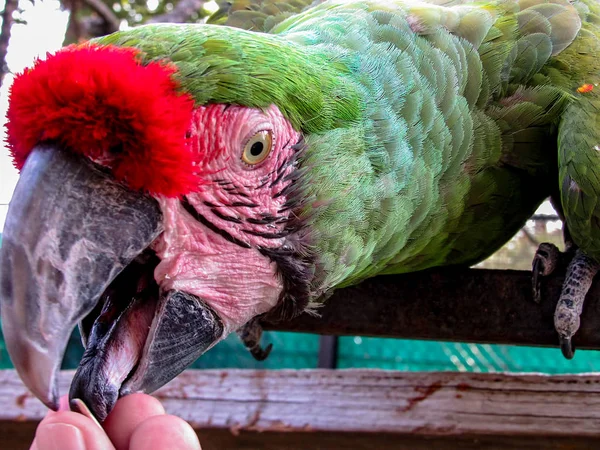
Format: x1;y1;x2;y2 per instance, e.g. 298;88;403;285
1;0;598;420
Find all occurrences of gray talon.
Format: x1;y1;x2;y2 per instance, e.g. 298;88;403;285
532;242;561;303
251;342;273;361
237;318;273;361
560;336;574;359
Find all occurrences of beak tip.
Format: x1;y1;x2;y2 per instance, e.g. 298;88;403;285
2;319;62;411
42;391;60;412
19;356;60;411
18;365;60;411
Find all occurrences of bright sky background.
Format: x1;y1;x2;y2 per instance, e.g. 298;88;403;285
0;0;68;230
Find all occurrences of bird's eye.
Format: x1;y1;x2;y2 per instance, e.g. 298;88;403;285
242;131;272;165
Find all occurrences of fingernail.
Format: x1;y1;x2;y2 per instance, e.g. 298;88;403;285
36;423;86;450
70;398;103;430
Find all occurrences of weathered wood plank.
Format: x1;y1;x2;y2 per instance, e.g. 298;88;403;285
2;369;600;449
263;268;600;351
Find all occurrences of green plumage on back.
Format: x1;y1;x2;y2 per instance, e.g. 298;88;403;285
98;0;599;297
207;0;316;31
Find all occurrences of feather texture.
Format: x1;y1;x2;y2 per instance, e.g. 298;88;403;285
92;0;600;295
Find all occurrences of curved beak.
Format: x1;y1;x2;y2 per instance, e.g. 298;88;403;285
0;145;163;410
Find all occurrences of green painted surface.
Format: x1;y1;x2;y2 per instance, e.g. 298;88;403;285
337;336;600;373
2;324;600;373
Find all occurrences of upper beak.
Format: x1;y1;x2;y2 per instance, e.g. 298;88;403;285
0;144;163;410
1;144;227;420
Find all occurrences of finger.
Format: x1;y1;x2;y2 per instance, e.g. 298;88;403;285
30;395;70;450
130;415;201;450
35;411;115;450
103;393;166;450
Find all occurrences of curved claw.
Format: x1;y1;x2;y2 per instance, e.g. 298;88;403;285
237;318;274;361
531;257;543;304
250;342;273;361
560;336;575;360
531;243;561;304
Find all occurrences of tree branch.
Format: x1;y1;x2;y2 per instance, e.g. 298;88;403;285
82;0;119;34
0;0;18;90
148;0;205;23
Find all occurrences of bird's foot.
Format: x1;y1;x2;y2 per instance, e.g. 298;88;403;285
237;318;273;361
554;249;600;359
532;242;562;303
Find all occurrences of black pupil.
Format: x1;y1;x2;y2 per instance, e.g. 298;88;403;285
250;141;264;157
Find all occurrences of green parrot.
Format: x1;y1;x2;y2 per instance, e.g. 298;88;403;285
0;0;597;420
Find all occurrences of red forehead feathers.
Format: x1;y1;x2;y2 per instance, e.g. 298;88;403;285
6;44;200;197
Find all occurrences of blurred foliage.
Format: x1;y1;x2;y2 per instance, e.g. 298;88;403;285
60;0;217;43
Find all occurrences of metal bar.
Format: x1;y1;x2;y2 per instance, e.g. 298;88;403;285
531;214;561;221
317;335;338;369
263;268;600;351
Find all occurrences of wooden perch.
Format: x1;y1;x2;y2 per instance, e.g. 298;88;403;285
3;269;600;448
2;369;600;449
263;268;600;351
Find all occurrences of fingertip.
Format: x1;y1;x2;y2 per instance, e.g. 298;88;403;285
110;393;166;417
37;411;115;450
103;394;166;450
35;422;86;450
130;415;201;450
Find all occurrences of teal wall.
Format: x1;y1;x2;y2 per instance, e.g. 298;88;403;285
2;325;600;373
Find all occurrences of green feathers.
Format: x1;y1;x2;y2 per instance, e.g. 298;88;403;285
98;0;600;294
207;0;315;31
98;25;361;134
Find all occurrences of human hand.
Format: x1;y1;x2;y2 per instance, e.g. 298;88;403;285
30;394;201;450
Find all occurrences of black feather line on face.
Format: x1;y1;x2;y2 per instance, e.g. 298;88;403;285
211;208;243;223
258;136;314;322
183;136;314;323
258;243;314;322
243;229;291;239
246;216;277;225
269;156;295;188
228;201;258;208
181;197;251;249
291;136;305;152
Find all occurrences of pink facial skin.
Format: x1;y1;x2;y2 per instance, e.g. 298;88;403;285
152;104;302;334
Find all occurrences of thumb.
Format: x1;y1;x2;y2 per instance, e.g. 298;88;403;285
31;410;116;450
